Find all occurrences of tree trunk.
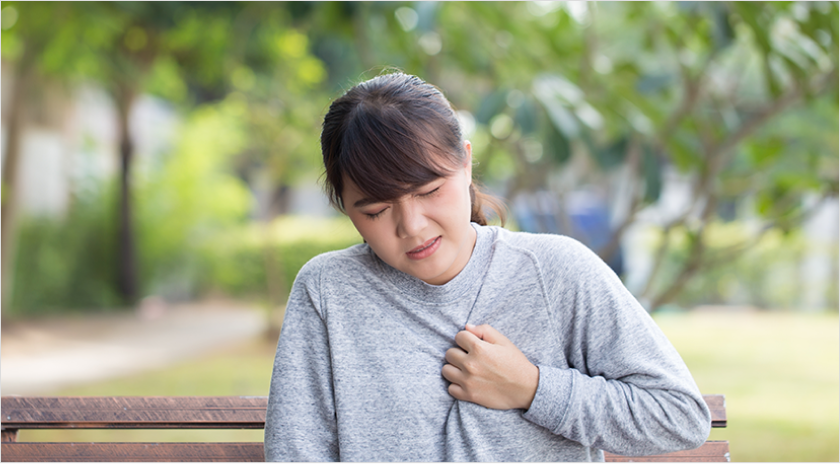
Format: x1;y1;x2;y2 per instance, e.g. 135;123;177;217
262;221;287;341
114;85;138;305
1;52;35;313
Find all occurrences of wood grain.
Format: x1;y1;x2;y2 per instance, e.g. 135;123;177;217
2;441;730;462
704;394;727;427
1;443;264;462
1;397;266;429
1;395;726;429
0;395;729;462
1;430;18;443
605;441;730;462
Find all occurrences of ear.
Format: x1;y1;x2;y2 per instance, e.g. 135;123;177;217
463;140;473;180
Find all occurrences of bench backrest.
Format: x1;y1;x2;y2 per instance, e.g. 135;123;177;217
1;395;728;462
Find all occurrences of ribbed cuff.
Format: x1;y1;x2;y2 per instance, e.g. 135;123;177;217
521;365;575;434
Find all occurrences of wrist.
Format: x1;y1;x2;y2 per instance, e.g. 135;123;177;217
519;363;540;410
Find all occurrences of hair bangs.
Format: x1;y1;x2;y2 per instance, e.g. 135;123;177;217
338;102;458;208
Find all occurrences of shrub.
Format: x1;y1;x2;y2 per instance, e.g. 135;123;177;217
8;183;122;316
195;215;362;301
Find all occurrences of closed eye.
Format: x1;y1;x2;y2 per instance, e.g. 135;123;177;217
419;186;441;197
365;207;388;219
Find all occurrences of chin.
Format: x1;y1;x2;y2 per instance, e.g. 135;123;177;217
411;261;454;285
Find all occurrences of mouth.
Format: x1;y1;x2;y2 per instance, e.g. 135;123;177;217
406;236;442;260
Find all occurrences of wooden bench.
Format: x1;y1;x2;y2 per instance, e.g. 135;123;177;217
1;395;728;462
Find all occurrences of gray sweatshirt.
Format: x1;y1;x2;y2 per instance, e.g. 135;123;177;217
265;224;711;462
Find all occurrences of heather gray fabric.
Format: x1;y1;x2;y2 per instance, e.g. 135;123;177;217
264;224;711;462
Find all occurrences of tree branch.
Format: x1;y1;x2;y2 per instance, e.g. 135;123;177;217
648;190;718;310
712;69;837;174
656;37;720;144
597;137;643;261
639;221;679;302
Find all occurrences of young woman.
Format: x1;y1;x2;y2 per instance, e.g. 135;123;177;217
264;72;711;462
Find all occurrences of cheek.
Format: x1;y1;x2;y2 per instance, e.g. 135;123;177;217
437;186;472;227
349;215;392;251
347;215;372;240
456;181;473;218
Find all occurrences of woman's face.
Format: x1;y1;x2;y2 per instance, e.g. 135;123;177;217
343;141;477;286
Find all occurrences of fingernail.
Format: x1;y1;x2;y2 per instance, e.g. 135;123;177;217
465;323;475;330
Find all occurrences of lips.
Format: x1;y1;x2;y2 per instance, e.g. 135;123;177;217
406;236;442;260
409;236;439;253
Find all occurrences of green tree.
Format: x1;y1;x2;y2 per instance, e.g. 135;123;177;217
1;1;76;311
2;2;247;306
305;1;838;310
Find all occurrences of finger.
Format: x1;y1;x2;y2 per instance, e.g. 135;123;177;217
454;329;482;352
445;347;468;368
447;382;468;401
441;363;463;383
465;323;509;345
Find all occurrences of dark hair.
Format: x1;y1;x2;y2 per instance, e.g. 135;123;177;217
320;72;505;226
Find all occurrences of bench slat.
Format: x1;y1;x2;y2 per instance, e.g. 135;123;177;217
704;394;727;428
605;441;730;462
2;441;729;462
1;397;266;429
1;443;264;462
2;395;726;430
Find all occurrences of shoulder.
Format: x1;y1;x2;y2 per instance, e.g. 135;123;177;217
489;227;599;270
294;243;374;287
485;226;618;294
286;243;373;318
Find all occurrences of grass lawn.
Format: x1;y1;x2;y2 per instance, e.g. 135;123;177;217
18;310;840;462
653;310;839;462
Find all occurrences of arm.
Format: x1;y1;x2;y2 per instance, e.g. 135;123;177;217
530;238;710;455
443;238;711;456
264;259;339;462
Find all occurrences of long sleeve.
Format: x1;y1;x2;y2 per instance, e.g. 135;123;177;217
264;257;339;462
521;237;711;456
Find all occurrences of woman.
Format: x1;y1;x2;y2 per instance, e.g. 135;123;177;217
264;72;711;462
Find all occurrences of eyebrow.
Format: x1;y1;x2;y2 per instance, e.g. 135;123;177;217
351;179;443;208
353;197;381;208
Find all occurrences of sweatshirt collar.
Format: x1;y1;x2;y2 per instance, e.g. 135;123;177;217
372;223;492;305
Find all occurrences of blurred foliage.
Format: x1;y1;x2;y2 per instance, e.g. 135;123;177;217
8;183;121;315
641;222;837;311
1;1;837;313
278;1;838;310
9;210;361;315
196;216;361;300
135;102;253;301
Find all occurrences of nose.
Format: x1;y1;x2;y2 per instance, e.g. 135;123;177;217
395;198;428;239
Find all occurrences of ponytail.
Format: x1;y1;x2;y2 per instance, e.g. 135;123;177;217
469;183;507;227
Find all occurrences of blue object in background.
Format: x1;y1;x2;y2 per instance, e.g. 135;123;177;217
513;191;624;277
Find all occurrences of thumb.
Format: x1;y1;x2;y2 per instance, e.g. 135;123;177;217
465;323;508;345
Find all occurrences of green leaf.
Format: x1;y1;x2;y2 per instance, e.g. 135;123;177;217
710;3;735;51
643;145;663;203
585;132;628;170
636;74;675;94
532;74;582;138
745;136;785;168
475;89;508;125
543;119;571;165
732;2;784;98
514;97;538;135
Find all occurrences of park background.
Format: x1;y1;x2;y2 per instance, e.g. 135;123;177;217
1;1;837;461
